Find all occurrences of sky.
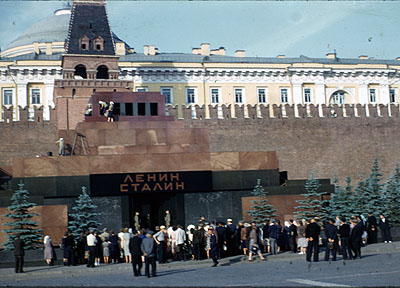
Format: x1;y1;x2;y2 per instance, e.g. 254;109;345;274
0;1;399;59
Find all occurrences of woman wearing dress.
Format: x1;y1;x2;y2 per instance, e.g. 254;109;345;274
102;237;111;264
44;235;55;266
122;228;131;263
297;221;308;255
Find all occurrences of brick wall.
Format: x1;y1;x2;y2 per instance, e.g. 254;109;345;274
0;121;58;167
183;113;400;185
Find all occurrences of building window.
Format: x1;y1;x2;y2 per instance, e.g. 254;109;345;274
31;88;41;105
280;88;289;103
161;87;173;104
304;88;312;103
257;88;267;103
135;87;148;92
79;35;90;51
369;88;376;103
186;87;197;104
390;89;397;103
234;88;243;103
93;36;104;51
210;88;220;104
2;89;13;105
332;91;345;105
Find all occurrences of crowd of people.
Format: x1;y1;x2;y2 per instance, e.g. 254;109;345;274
13;211;394;276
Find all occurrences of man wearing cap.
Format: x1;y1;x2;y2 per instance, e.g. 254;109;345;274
141;231;157;278
153;226;167;264
208;227;219;267
129;230;143;277
226;219;236;257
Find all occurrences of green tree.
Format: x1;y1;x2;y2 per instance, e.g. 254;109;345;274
247;179;277;223
294;171;329;222
383;164;400;225
2;183;43;250
68;186;101;239
363;158;384;216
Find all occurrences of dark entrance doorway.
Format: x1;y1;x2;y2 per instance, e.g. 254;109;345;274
129;192;184;230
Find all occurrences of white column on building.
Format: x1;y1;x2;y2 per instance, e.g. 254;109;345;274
315;84;326;104
43;83;55;121
16;83;28;121
292;83;303;105
380;83;390;105
358;84;368;105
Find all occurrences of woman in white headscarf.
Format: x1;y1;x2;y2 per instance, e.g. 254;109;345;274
44;235;55;266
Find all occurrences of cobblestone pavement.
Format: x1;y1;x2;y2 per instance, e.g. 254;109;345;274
1;242;400;287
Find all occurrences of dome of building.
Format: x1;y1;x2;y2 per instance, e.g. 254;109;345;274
2;5;130;58
6;7;71;50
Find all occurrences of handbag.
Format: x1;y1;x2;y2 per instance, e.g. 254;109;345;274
327;242;334;250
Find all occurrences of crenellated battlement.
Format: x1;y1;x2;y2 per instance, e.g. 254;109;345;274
0;106;56;125
166;103;400;121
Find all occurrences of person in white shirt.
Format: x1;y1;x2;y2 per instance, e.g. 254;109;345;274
176;225;186;261
86;230;97;268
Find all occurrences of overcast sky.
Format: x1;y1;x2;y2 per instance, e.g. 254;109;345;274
1;1;399;59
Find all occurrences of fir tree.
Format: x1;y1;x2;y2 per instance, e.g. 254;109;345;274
68;186;101;239
363;158;384;216
247;179;277;223
294;171;329;222
352;175;368;216
383;164;400;225
342;176;356;218
2;183;43;250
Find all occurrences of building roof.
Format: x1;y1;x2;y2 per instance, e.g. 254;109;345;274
6;8;71;50
66;2;115;55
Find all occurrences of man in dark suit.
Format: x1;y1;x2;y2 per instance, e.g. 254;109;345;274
288;219;298;253
208;227;219;267
215;222;227;259
350;218;363;259
13;234;25;273
366;213;378;244
129;230;143;277
338;218;353;260
324;219;338;261
378;215;393;243
305;218;321;262
226;219;237;257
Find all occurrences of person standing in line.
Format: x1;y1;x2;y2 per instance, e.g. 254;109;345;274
241;223;249;256
65;231;75;266
378;215;393;243
366;213;378;244
76;232;86;265
141;231;157;278
324;219;338;261
122;228;132;263
102;237;111;264
153;226;167;264
165;210;171;228
86;229;97;268
208;227;219;267
216;222;227;259
305;218;321;262
338;217;353;260
175;225;186;261
14;234;25;273
288;219;298;253
350;218;363;259
109;230;119;264
261;221;270;254
192;226;204;260
43;235;55;266
297;221;308;255
268;220;279;255
129;230;143;277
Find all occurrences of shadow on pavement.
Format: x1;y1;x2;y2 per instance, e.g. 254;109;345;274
157;268;197;276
